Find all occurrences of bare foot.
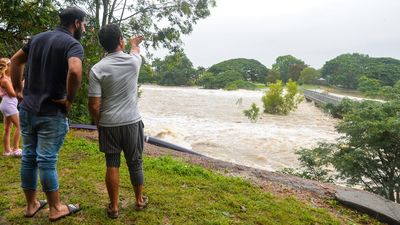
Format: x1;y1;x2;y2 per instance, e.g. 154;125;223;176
24;200;47;217
25;201;40;216
49;204;80;221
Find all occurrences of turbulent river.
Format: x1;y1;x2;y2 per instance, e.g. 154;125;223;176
139;85;340;171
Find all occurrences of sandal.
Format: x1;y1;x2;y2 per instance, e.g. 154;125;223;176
107;204;119;219
135;196;148;211
12;149;22;157
49;204;82;222
24;200;47;218
2;151;13;157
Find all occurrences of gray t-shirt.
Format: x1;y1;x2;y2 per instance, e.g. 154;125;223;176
89;51;142;127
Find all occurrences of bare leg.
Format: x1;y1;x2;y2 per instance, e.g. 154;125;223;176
2;116;11;153
46;191;73;220
23;190;41;216
8;113;20;150
134;185;145;206
106;167;119;211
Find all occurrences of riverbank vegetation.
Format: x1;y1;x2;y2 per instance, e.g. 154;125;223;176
0;128;385;224
286;98;400;204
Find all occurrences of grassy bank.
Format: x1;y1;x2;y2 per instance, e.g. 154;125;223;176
0;129;380;224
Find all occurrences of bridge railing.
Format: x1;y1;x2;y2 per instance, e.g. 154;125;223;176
303;90;342;105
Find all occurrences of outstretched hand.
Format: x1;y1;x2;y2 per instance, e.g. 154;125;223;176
130;35;144;47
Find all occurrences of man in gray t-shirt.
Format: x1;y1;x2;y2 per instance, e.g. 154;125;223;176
88;24;147;218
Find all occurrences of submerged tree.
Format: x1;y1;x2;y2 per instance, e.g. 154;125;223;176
262;80;303;115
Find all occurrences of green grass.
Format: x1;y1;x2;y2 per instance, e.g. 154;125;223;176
0;128;381;224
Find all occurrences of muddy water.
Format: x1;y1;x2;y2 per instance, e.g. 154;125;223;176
139;85;340;171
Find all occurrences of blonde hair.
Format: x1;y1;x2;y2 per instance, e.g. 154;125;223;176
0;58;10;79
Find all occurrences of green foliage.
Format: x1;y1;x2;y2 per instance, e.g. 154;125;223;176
272;55;307;82
62;0;216;55
262;80;303;115
208;58;269;83
243;103;260;122
266;69;280;84
357;76;382;97
321;53;400;89
262;80;285;114
196;71;216;89
379;80;400;100
0;0;59;56
156;52;196;86
139;61;159;84
224;80;256;91
323;98;359;119
214;70;243;88
197;70;247;90
299;67;321;85
282;143;335;182
296;100;400;203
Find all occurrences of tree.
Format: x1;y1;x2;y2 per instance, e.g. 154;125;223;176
266;69;280;84
157;51;196;86
197;71;216;89
61;0;216;55
213;70;243;89
0;0;59;56
298;100;400;203
225;80;256;91
139;62;158;84
288;62;307;81
357;76;381;97
320;53;400;89
208;58;269;83
272;55;306;83
243;103;260;123
262;80;303;115
299;67;320;85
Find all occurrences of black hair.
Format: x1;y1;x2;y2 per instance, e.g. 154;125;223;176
98;24;123;52
59;7;86;27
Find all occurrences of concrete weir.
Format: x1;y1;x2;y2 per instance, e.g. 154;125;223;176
335;189;400;225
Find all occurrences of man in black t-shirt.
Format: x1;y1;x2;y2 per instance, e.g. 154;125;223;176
10;7;85;222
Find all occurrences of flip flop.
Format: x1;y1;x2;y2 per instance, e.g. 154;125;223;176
107;204;119;219
49;204;82;222
135;196;148;211
24;200;47;218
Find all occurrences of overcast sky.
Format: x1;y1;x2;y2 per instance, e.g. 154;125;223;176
177;0;400;69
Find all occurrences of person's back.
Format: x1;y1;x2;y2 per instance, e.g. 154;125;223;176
90;51;141;126
10;7;86;221
88;24;147;219
21;27;83;115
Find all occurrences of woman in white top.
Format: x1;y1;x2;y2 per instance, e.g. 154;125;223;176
0;58;21;156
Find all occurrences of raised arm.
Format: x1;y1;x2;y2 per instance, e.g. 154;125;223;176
129;36;144;55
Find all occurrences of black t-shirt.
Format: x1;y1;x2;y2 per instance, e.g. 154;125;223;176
21;27;84;115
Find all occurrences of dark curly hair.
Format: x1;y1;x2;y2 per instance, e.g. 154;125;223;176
98;24;123;52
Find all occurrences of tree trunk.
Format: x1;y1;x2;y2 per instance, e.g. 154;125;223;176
102;0;109;27
118;0;127;26
95;0;100;28
107;0;117;24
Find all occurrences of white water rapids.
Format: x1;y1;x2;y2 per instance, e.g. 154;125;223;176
139;85;340;171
